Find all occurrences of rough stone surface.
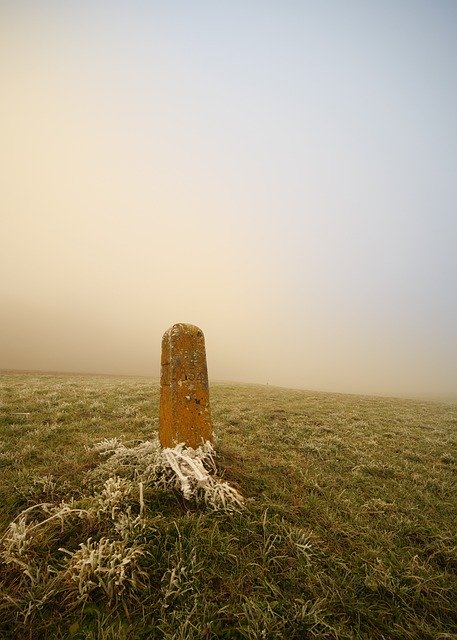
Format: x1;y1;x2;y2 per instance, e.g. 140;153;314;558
159;323;213;448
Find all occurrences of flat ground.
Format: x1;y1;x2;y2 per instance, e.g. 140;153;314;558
0;372;456;639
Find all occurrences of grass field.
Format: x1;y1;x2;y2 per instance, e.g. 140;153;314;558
0;372;456;639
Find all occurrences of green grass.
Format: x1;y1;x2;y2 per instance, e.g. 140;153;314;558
0;372;456;639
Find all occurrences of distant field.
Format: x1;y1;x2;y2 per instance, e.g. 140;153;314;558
0;372;456;639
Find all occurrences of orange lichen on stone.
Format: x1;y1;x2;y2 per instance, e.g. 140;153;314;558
159;323;213;449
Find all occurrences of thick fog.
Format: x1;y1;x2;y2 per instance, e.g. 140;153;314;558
2;2;457;399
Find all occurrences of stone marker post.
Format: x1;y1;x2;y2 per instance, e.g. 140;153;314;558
159;323;213;449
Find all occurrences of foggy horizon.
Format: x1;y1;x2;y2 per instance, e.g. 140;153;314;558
2;2;457;401
2;365;457;403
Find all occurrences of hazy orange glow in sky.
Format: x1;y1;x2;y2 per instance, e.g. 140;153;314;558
1;1;456;399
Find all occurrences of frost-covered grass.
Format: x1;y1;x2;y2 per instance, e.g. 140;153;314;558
0;372;456;639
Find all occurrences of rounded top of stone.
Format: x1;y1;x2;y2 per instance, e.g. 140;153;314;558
164;323;204;339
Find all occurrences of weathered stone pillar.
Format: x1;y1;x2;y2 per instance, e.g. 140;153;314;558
159;323;213;448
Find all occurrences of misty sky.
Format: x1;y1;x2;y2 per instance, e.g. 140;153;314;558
1;1;457;399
